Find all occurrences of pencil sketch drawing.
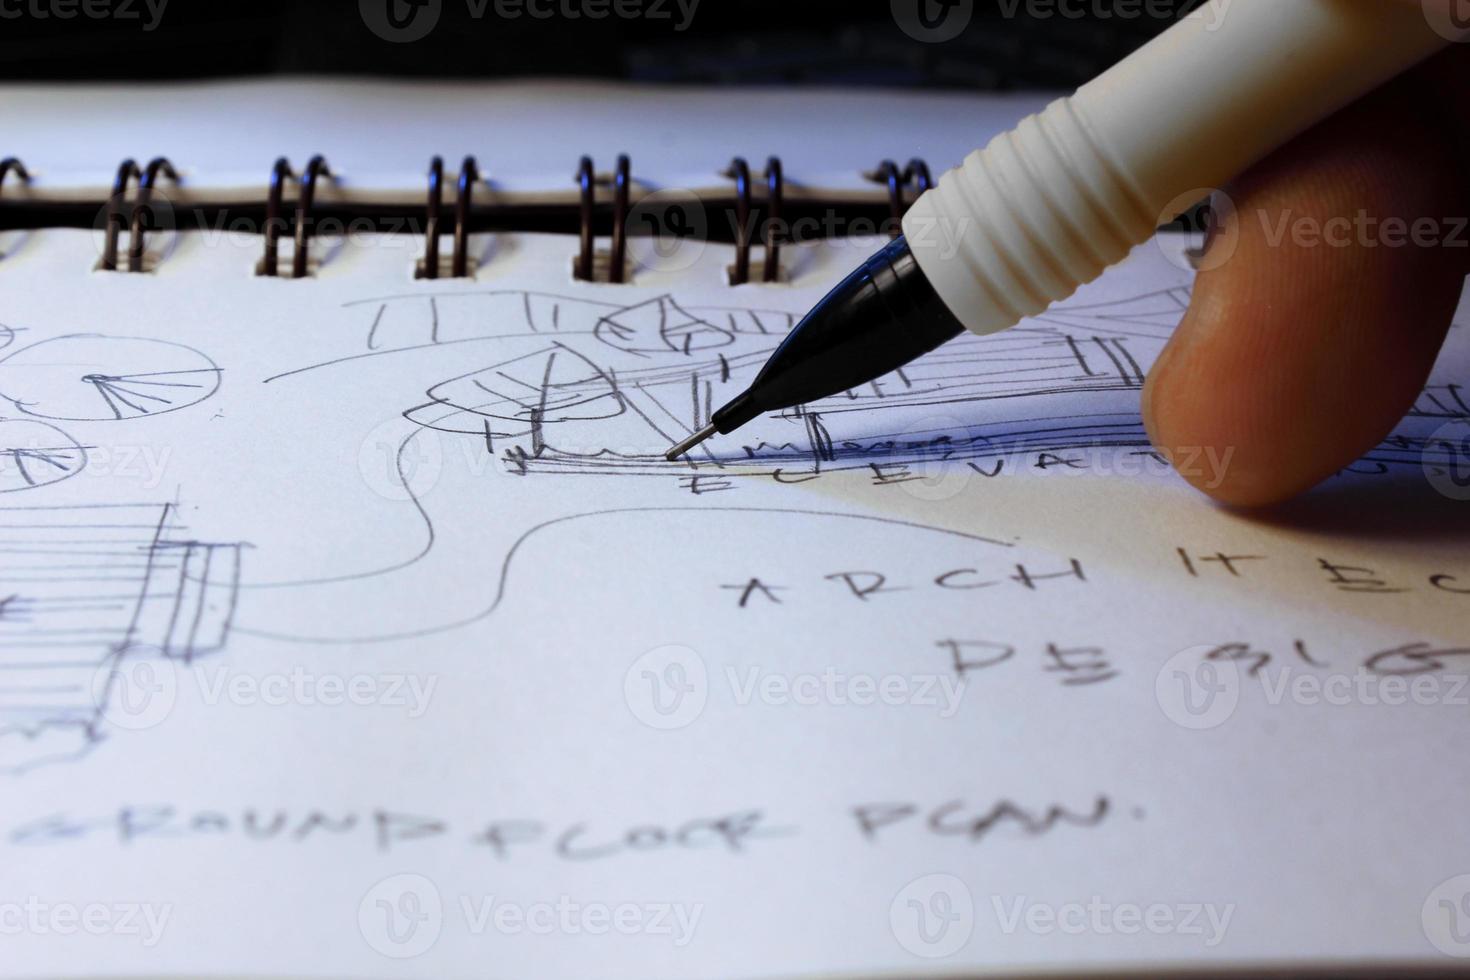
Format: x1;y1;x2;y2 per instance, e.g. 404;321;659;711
0;279;1462;773
272;287;1186;479
0;502;243;773
0;335;221;422
273;287;1464;479
0;419;87;493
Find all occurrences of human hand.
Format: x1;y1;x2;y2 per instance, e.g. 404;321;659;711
1142;21;1469;506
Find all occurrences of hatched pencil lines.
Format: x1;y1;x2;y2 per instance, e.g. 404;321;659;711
0;503;244;773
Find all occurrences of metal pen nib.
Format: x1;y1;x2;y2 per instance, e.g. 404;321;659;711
664;424;718;461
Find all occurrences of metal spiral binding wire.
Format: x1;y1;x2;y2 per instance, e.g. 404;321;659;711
0;153;939;279
452;156;481;278
126;157;178;273
866;158;933;238
574;154;632;283
261;157;295;277
0;158;31;262
423;155;485;279
258;155;335;279
292;155;334;279
100;159;140;271
423;155;445;279
725;156;785;284
725;157;753;285
0;158;30;194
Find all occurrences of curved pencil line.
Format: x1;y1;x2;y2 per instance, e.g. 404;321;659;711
234;506;1015;645
229;427;436;589
0;420;86;494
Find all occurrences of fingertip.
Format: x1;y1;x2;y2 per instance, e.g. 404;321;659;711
1143;319;1324;508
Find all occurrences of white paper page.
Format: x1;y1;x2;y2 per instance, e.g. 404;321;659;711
0;79;1050;203
0;226;1466;980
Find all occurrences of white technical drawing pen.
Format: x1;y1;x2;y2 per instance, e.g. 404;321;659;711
665;0;1462;460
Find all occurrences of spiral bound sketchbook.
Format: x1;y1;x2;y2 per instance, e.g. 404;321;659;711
0;81;1468;980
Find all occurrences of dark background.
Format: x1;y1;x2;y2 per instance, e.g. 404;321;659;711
2;0;1182;89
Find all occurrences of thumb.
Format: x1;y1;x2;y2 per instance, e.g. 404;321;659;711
1142;57;1470;506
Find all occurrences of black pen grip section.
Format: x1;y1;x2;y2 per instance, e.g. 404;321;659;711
712;236;963;433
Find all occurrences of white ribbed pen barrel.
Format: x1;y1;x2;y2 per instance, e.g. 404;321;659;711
902;0;1456;336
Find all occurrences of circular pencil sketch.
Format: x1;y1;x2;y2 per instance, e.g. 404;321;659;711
0;335;221;421
0;419;86;492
